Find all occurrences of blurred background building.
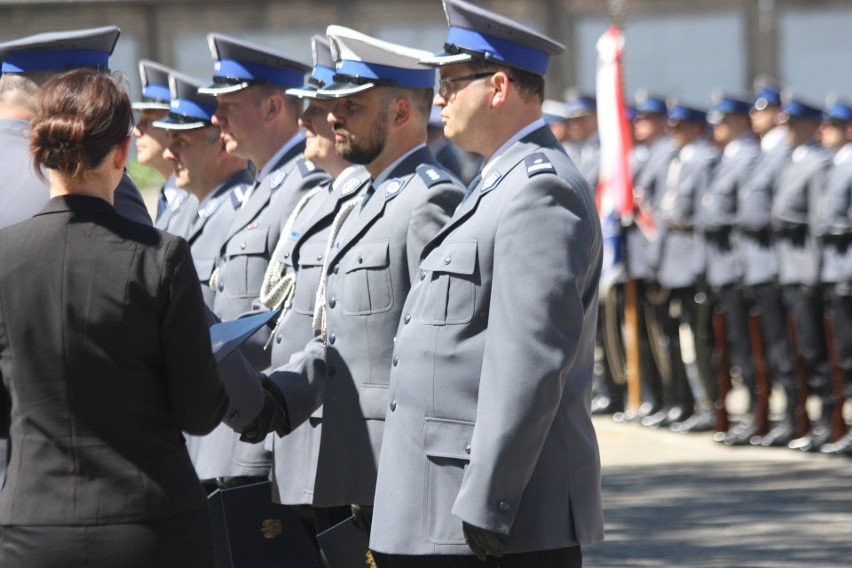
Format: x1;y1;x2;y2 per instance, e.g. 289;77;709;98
2;0;849;109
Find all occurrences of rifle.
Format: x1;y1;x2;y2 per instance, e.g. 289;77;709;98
747;307;771;438
711;307;731;433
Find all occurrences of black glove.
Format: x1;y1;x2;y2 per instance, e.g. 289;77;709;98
463;522;506;561
239;376;288;444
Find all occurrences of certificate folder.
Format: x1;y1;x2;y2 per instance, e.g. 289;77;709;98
208;481;318;567
210;309;280;363
316;515;373;568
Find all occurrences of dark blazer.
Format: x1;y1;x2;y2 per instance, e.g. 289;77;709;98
0;195;226;525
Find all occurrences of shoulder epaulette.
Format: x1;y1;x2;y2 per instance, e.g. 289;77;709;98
298;158;320;178
169;192;187;213
416;163;454;188
525;153;556;177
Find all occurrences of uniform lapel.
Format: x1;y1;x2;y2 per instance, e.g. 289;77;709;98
186;170;251;244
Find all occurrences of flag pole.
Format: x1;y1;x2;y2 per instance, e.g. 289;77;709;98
606;0;642;412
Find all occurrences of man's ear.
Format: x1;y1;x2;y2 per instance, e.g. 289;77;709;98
391;96;411;127
490;72;512;109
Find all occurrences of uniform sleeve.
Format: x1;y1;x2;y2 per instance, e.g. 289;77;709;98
160;237;227;434
264;334;328;433
405;181;465;284
451;172;601;534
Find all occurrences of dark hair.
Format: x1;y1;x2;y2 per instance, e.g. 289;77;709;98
30;69;133;180
380;86;434;122
468;59;545;103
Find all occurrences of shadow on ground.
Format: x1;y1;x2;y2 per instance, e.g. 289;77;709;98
584;458;852;567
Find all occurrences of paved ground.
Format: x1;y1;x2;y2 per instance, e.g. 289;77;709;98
584;407;852;568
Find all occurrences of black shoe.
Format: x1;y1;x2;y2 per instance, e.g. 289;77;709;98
720;419;760;446
788;422;832;452
591;396;623;415
753;421;795;447
820;431;852;456
641;406;691;429
671;411;715;433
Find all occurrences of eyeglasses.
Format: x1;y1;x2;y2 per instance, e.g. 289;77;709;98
437;72;498;99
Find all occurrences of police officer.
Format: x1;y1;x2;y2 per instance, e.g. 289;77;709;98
368;0;603;564
564;90;600;191
772;95;833;452
260;34;371;536
699;94;762;444
642;102;718;432
615;92;676;423
132;60;196;232
0;26;150;228
154;72;251;308
736;83;798;447
818;98;852;456
239;25;464;532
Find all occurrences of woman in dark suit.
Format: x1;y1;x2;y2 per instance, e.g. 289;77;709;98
0;69;227;567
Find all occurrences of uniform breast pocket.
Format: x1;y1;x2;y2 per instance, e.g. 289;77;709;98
293;242;327;315
418;240;477;325
341;239;392;316
423;417;475;544
224;226;270;299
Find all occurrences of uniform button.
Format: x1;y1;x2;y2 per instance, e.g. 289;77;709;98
420;270;426;281
328;366;336;378
317;254;323;261
389;400;397;412
333;264;339;274
240;242;246;250
217;281;224;292
392;355;399;367
329;333;336;345
358;255;363;264
497;501;511;513
443;255;452;264
283;252;290;259
276;335;282;344
464;442;471;455
404;314;411;324
329;297;336;308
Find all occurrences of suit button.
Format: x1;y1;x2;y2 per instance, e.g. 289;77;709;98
443;255;452;265
329;297;336;308
389;400;397;412
276;335;282;344
392;356;399;367
240;242;246;250
404;314;411;324
329;333;336;345
497;501;510;513
420;270;426;281
328;366;336;378
333;264;339;274
317;254;323;261
464;442;471;455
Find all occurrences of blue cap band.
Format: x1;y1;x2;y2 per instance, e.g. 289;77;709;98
143;84;171;102
826;103;852;123
336;59;434;89
312;65;336;87
170;97;216;121
214;58;305;88
1;48;109;73
447;25;550;74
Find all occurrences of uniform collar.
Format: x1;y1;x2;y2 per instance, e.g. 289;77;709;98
255;132;305;182
481;118;546;178
373;143;426;187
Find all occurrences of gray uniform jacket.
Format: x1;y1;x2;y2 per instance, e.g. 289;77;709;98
267;166;371;505
369;126;605;556
735;140;791;286
771;142;831;286
211;140;329;367
651;139;719;288
699;136;760;287
154;179;198;238
268;146;464;507
185;171;252;307
817;145;852;284
568;132;601;191
627;136;677;279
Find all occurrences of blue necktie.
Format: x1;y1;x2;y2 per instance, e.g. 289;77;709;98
463;172;482;202
360;184;376;210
